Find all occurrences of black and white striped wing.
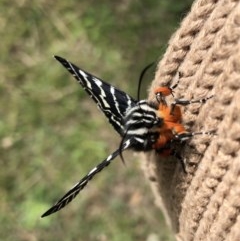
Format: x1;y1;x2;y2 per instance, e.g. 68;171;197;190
41;139;133;217
54;56;137;135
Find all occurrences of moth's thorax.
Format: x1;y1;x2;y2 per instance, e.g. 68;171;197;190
152;103;186;151
157;103;182;123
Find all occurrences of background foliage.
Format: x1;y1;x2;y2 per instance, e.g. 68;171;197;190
1;1;192;240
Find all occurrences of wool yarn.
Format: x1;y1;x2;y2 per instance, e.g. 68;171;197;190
143;0;240;240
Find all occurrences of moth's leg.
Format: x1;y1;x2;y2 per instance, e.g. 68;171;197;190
170;95;214;114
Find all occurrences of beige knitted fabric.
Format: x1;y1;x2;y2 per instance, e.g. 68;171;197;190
142;0;240;241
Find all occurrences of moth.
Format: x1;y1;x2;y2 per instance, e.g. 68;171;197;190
41;56;213;217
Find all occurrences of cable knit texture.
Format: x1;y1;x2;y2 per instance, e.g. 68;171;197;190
142;0;240;240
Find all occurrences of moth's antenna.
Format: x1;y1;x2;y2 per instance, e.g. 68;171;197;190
118;126;132;164
137;62;155;101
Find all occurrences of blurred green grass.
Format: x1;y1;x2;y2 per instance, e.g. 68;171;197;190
0;1;192;240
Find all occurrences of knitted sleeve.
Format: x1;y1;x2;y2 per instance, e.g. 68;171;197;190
142;0;240;240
